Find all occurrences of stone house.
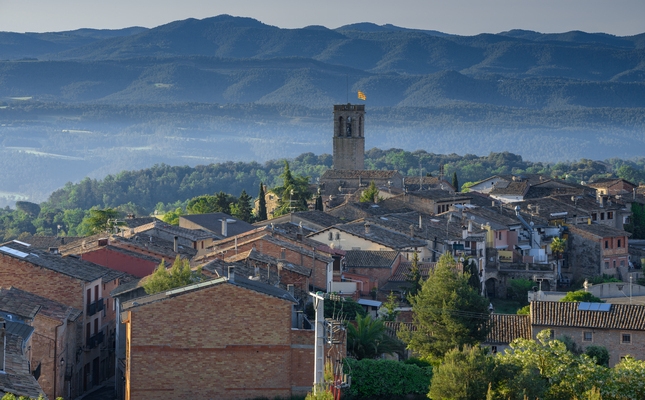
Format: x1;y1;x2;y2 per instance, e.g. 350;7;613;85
337;250;403;298
120;269;314;400
179;212;255;239
531;301;645;367
0;287;82;399
587;178;638;196
567;224;631;280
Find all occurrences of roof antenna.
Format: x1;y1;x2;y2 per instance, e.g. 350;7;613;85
346;74;349;103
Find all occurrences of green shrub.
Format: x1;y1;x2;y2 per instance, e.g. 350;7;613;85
343;358;432;399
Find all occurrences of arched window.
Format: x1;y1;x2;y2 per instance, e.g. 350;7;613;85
358;117;363;137
338;117;344;136
346;116;352;136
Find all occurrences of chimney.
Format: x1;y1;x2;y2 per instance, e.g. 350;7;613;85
468;220;473;233
221;219;228;237
60;237;65;245
418;214;422;229
0;317;5;372
287;284;295;297
174;236;178;253
410;224;415;238
364;222;371;235
228;266;235;283
462;225;468;239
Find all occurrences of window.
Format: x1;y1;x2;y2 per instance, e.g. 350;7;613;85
605;240;609;249
618;239;621;248
601;213;605;220
592;213;597;221
621;333;631;344
498;232;502;240
605;261;610;269
549;329;555;339
94;285;99;301
620;260;625;267
491;345;498;354
583;331;593;342
613;260;617;268
608;212;613;219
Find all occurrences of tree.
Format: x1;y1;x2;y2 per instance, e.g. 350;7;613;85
257;183;268;221
80;208;121;235
380;291;399;321
452;172;459;192
560;290;603;303
347;314;404;360
15;201;41;217
404;251;422;300
360;181;382;203
162;207;183;225
429;345;495;400
143;256;203;294
400;252;490;362
231;189;253;222
272;161;311;216
585;345;610;367
467;259;480;294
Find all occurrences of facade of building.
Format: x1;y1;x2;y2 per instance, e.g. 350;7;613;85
568;224;631;280
121;271;313;400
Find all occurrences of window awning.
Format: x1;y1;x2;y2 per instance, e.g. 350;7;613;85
357;299;382;307
516;244;531;250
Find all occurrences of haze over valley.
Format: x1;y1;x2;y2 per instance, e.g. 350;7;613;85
1;15;645;203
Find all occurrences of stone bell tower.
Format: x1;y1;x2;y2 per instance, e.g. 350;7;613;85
332;103;365;170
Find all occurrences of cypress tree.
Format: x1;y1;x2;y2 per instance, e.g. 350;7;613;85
257;183;268;221
452;172;459;192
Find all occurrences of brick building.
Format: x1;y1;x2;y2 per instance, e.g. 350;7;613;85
0;287;82;399
120;270;314;400
0;240;130;396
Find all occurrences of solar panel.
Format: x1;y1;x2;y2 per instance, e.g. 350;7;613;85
599;303;611;312
577;302;611;312
578;302;591;311
589;303;601;311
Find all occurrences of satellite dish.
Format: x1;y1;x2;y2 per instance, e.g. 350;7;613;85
459;257;465;262
470;216;475;220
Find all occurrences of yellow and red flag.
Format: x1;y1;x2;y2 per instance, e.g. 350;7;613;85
357;91;366;101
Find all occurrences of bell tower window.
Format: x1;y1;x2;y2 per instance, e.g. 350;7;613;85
346;116;352;137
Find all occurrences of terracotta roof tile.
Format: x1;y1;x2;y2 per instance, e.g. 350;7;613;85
486;314;531;344
531;301;645;330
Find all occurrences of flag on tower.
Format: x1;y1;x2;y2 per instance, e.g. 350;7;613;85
357;91;366;101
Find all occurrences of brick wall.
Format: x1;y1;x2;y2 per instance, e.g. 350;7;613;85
0;254;84;309
81;247;158;278
126;282;311;400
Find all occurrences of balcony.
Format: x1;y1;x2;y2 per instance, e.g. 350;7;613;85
86;298;104;316
87;331;105;349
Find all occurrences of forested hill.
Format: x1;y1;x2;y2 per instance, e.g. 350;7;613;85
45;149;645;214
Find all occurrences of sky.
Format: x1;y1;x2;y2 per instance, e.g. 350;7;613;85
1;0;644;36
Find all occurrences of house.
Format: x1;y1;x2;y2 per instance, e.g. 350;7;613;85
395;189;472;215
0;240;130;396
0;318;45;399
380;260;436;298
179;212;255;239
467;174;551;195
253;185;282;219
550;193;628;230
403;176;455;193
531;301;645;367
120;269;315;400
0;287;82;399
587;178;638;196
326;199;416;221
308;220;428;260
198;228;334;292
336;250;403;298
567;224;631;280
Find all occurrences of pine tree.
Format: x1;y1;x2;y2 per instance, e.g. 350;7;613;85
399;252;490;362
405;251;422;300
257;183;268;221
232;190;253;222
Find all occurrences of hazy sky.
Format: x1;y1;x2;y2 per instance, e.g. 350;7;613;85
1;0;644;36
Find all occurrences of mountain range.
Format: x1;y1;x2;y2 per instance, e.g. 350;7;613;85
1;15;645;204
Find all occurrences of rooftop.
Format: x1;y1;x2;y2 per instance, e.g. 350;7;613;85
0;332;45;399
343;250;399;268
486;314;531;344
328;220;427;250
531;301;645;330
0;241;126;283
225;248;312;277
568;223;631;239
0;287;82;322
321;169;402;180
180;212;256;238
